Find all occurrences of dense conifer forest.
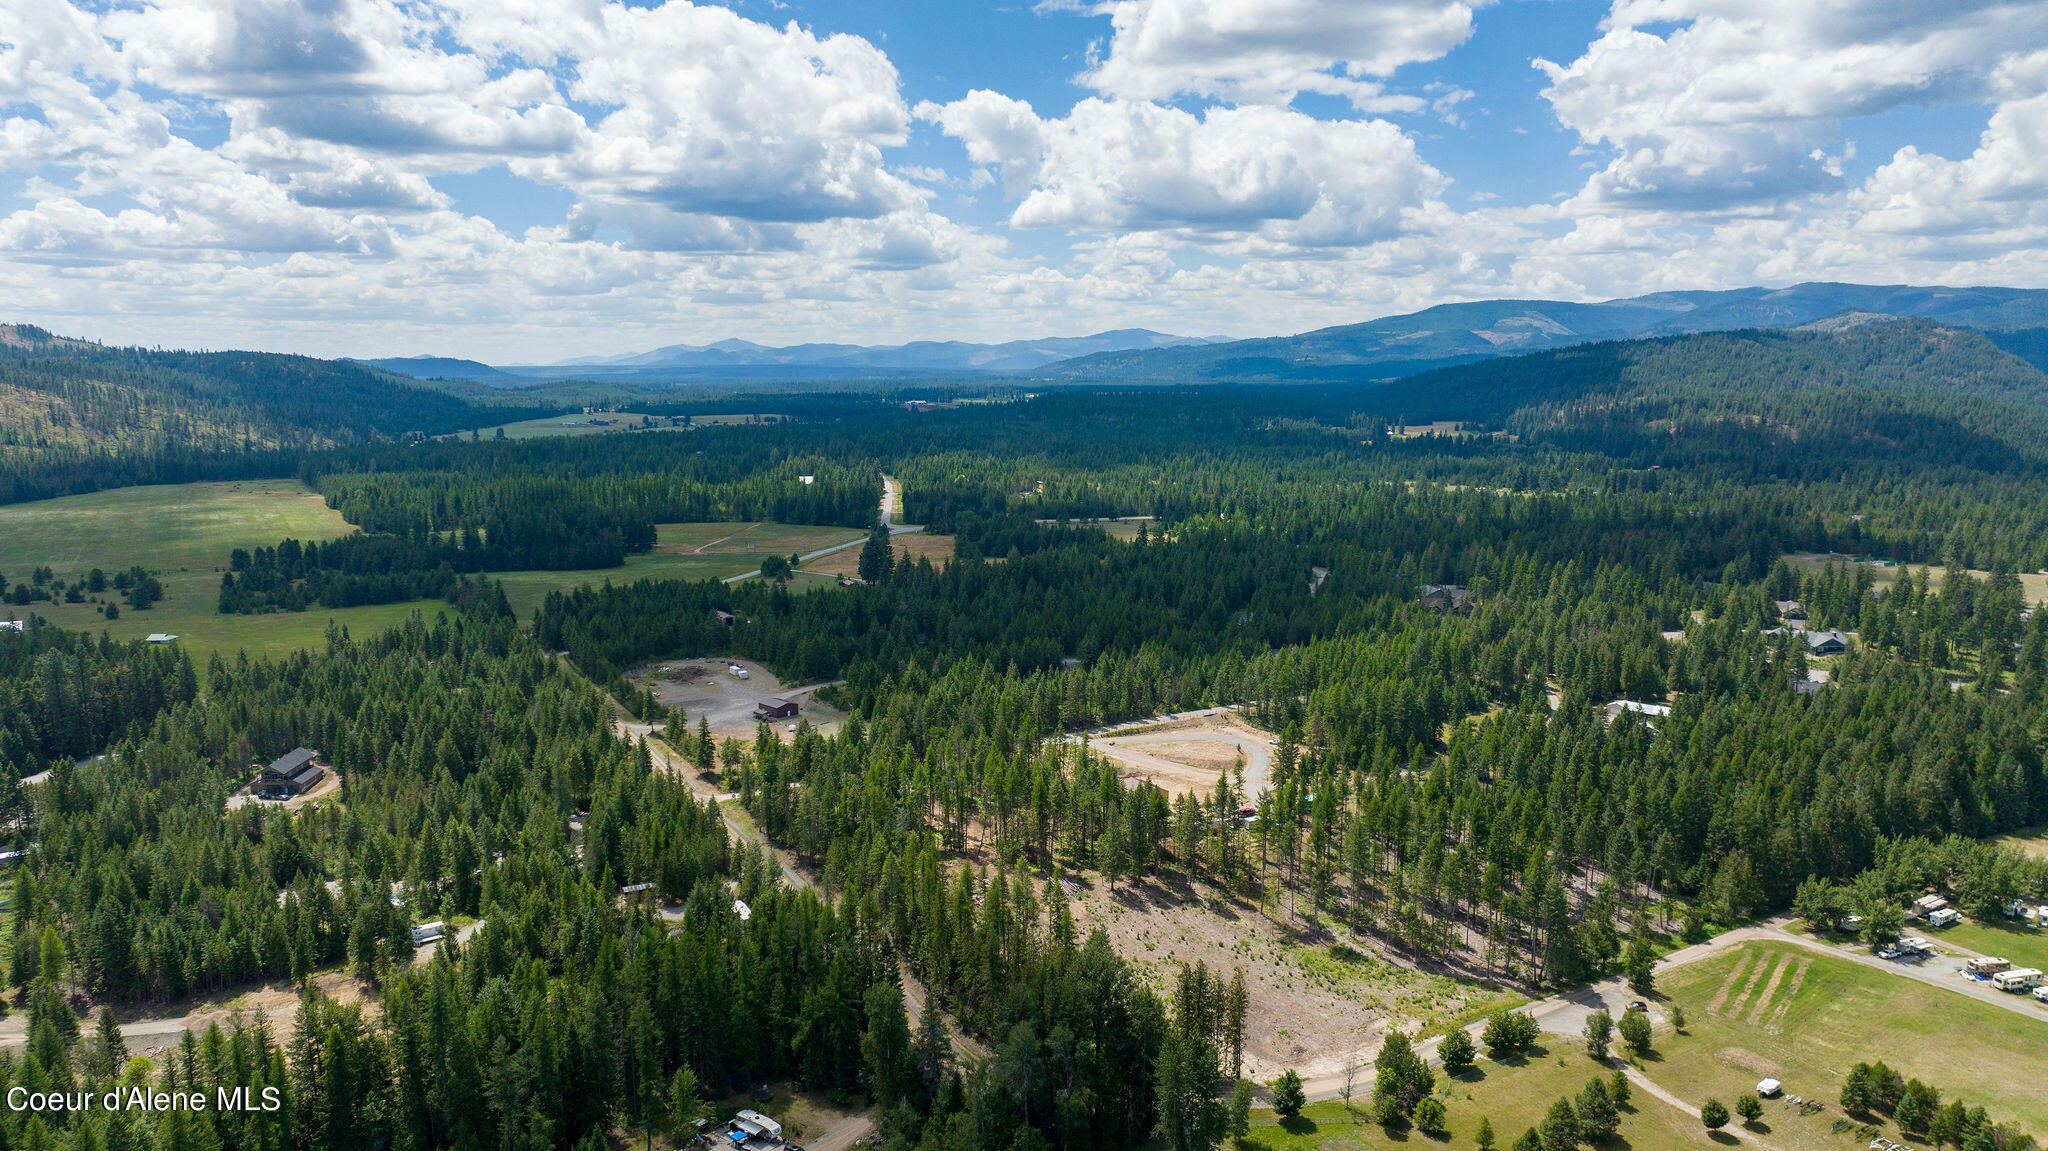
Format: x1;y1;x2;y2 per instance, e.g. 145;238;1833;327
2;318;2048;1151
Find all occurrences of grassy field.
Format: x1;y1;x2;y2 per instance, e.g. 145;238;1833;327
0;480;427;660
0;481;866;657
1936;917;2048;973
1247;1048;1705;1151
1995;826;2048;860
493;521;866;617
802;531;955;578
1650;940;2048;1147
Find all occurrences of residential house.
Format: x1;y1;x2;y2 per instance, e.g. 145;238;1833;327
255;748;324;798
1805;630;1848;656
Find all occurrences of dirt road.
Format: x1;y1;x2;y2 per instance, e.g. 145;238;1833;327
620;724;816;894
804;1112;879;1151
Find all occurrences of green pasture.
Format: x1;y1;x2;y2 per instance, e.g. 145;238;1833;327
0;480;864;655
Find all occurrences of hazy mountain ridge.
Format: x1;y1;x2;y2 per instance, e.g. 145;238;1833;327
501;328;1233;380
355;355;516;380
357;283;2048;385
1040;283;2048;382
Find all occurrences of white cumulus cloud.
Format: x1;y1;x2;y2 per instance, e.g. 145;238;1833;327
1538;0;2048;210
1081;0;1484;110
928;95;1449;248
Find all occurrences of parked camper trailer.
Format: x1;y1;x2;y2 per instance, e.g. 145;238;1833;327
1993;967;2043;992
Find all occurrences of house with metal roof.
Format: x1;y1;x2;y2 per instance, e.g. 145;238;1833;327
255;748;324;798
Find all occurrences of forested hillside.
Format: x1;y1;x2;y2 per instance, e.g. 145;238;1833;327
0;326;556;505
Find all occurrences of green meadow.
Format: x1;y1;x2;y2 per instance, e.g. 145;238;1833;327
0;479;864;657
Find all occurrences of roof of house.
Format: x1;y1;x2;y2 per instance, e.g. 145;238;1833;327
260;749;323;787
266;748;316;774
1805;629;1848;649
0;620;22;632
145;633;179;643
755;696;798;712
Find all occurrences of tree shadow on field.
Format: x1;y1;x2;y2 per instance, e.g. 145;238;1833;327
1278;1115;1318;1137
1707;1132;1740;1145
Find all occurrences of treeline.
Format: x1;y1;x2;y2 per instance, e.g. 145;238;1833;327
216;522;654;614
303;433;881;537
210;427;884;613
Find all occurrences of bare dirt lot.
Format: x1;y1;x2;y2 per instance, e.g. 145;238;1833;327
628;657;846;741
1085;712;1277;798
1067;873;1517;1086
1;969;370;1055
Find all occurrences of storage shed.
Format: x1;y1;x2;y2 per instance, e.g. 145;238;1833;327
754;697;799;720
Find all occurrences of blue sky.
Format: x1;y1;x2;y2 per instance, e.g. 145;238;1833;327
1;0;2044;360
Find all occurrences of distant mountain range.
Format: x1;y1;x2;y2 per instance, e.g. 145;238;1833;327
1039;283;2048;382
361;283;2048;385
369;329;1234;382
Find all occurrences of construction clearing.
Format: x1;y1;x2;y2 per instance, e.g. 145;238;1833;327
1081;710;1277;799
